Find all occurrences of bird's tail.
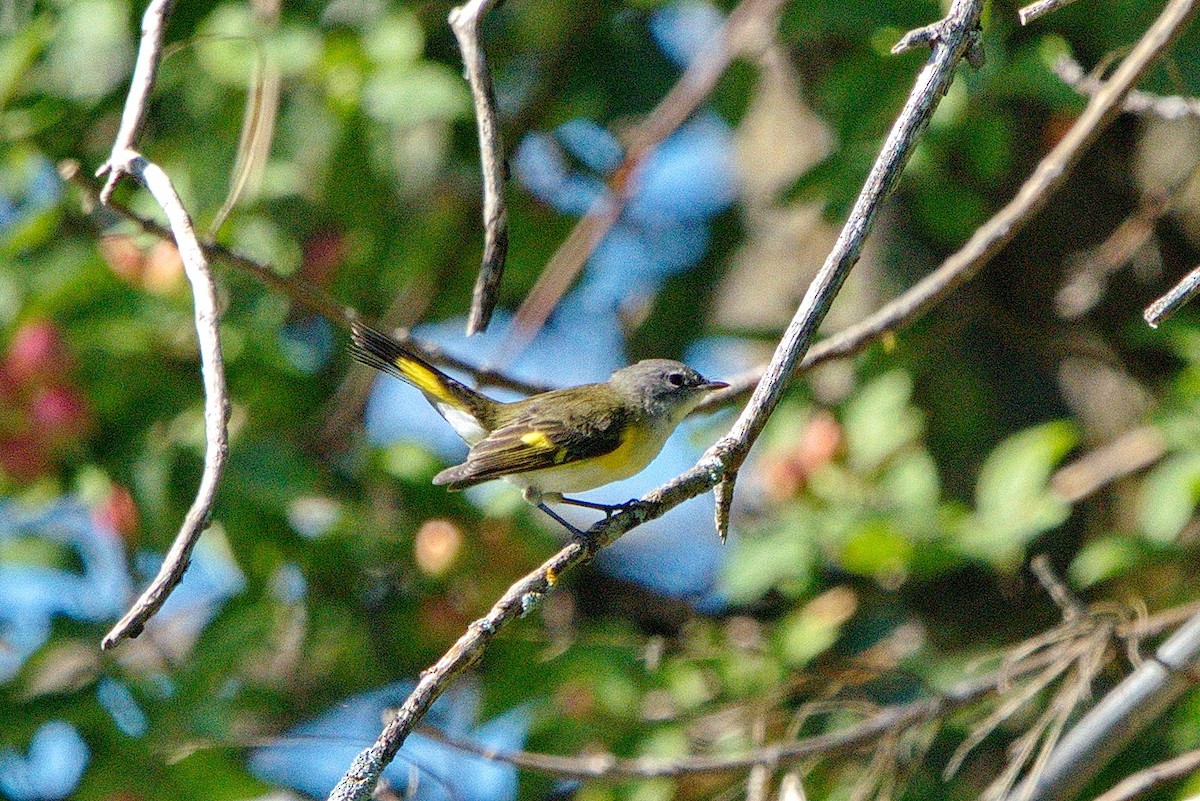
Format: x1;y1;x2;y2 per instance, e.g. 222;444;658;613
349;321;495;434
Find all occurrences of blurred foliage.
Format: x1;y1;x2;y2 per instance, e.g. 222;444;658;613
7;0;1200;800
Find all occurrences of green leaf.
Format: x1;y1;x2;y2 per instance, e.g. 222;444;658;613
719;508;818;603
775;588;857;667
961;421;1078;568
361;63;469;126
843;371;923;474
840;518;913;583
0;16;52;108
1069;535;1143;587
880;450;940;513
1138;451;1200;542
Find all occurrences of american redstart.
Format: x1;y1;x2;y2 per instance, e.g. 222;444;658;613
349;321;729;533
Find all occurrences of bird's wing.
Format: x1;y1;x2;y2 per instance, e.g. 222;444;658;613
432;404;627;489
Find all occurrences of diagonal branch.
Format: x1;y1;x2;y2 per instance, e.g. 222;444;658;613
324;3;985;798
1004;606;1200;801
1091;746;1200;801
1054;52;1200;121
702;0;984;519
1145;261;1200;327
449;0;509;335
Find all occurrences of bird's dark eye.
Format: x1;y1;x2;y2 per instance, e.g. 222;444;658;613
667;372;687;387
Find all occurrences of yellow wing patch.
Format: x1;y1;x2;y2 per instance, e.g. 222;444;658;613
520;430;569;464
520;430;554;449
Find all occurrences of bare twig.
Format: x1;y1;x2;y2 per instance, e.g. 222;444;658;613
61;162;551;398
1031;555;1086;621
95;0;175;203
1019;0;1084;26
697;0;1199;416
325;3;985;797
1005;603;1200;801
1055;53;1200;121
1145;261;1200;326
714;471;736;543
1091;747;1200;801
449;0;509;335
97;155;230;649
498;0;788;362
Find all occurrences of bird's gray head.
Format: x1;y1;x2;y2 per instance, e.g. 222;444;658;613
609;359;729;419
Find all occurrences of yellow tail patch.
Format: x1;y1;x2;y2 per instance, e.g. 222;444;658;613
397;357;455;405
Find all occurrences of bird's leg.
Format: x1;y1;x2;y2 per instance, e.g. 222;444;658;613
557;496;640;519
535;502;586;537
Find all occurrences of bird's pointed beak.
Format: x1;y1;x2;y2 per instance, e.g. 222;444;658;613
701;379;730;391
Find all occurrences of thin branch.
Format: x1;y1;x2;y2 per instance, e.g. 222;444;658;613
60;161;551;398
1031;555;1086;622
1005;604;1200;801
1054;52;1200;121
98;154;230;649
95;0;175;203
1145;260;1200;326
1091;747;1200;801
449;0;508;335
497;0;788;362
1019;0;1084;26
324;4;985;798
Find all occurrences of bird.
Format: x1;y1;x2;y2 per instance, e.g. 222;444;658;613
348;320;728;534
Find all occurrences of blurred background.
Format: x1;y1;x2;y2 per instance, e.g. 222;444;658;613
6;0;1200;798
